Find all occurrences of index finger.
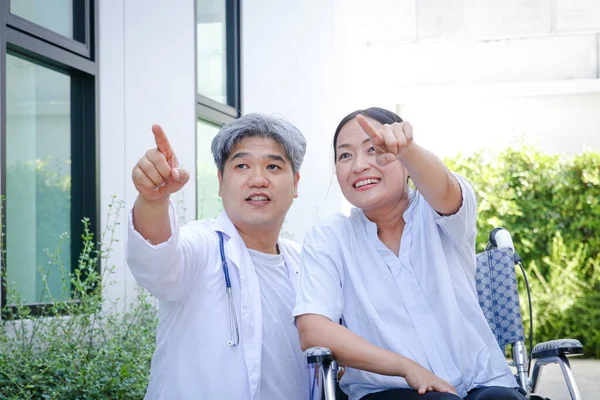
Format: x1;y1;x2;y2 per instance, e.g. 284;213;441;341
152;124;173;156
356;114;384;146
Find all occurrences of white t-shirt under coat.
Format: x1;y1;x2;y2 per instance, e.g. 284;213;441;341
248;249;311;400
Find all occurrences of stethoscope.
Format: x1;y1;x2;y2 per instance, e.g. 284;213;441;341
217;231;240;347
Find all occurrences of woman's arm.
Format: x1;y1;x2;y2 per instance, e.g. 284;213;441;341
298;314;414;376
399;143;462;216
296;314;457;395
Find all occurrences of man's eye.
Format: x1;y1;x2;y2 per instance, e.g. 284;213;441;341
267;165;281;170
235;164;248;169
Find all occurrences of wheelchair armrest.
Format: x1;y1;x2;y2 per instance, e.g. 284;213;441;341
304;347;339;400
305;346;334;364
531;338;583;359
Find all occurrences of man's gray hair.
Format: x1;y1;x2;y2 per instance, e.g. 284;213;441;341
211;113;307;173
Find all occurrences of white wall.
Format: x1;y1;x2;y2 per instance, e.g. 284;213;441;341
336;0;600;156
398;91;600;158
99;0;196;309
241;0;346;241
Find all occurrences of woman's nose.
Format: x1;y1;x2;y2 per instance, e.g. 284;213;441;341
352;154;371;174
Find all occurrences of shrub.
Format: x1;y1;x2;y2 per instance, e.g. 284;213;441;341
0;197;157;399
446;145;600;357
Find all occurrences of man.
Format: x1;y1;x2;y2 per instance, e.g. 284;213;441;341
126;113;316;399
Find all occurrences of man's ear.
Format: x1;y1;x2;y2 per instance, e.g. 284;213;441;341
218;169;223;197
293;171;300;198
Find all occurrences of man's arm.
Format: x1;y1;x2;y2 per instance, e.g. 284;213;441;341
127;124;194;302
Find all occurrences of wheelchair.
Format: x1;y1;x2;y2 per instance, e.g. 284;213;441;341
305;228;585;400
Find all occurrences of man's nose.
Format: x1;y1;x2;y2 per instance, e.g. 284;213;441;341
248;169;269;187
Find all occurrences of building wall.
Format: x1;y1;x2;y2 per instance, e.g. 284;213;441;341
99;0;196;308
99;0;346;306
336;0;600;156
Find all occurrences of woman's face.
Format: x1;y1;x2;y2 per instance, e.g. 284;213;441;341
335;117;408;211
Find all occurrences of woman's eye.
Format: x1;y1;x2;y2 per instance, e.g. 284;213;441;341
367;146;375;153
338;153;351;161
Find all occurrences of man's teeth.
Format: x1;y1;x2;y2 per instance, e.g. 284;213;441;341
248;196;269;201
354;179;380;188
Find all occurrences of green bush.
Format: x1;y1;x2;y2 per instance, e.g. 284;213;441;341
446;145;600;358
0;197;158;400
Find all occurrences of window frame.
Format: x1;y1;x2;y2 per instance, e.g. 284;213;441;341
195;0;241;123
0;0;98;317
6;0;93;59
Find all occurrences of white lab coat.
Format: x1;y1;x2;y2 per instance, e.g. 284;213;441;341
126;203;318;400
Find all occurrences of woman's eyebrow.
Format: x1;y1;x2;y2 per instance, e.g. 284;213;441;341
337;138;371;150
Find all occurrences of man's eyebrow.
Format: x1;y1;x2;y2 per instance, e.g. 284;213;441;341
265;154;286;163
229;152;287;164
230;152;249;161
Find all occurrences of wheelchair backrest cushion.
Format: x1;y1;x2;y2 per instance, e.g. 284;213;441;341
475;248;525;351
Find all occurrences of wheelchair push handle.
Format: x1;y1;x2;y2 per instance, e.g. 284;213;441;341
487;227;523;263
488;227;514;251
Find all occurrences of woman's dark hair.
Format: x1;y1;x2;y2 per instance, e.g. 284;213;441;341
332;107;403;161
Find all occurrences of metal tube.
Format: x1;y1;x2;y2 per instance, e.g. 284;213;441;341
512;341;530;395
530;355;582;400
320;360;337;400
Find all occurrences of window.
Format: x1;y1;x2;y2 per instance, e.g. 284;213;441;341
196;0;239;111
195;0;240;218
10;0;83;42
7;0;92;57
6;54;72;303
196;120;222;219
1;1;97;313
196;0;227;104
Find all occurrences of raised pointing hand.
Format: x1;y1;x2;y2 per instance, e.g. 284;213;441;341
131;124;190;202
356;114;414;167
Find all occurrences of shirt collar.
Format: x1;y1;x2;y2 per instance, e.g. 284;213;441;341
212;209;300;280
214;209;238;238
351;190;418;239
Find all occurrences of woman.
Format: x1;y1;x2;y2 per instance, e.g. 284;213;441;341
293;108;525;400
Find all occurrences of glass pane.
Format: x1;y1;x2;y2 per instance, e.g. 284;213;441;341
196;0;227;104
6;53;72;304
197;120;223;219
10;0;83;42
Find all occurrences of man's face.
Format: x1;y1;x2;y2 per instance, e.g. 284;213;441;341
218;137;299;232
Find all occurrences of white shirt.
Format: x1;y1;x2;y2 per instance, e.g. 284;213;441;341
248;249;311;400
126;204;317;400
293;174;517;400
